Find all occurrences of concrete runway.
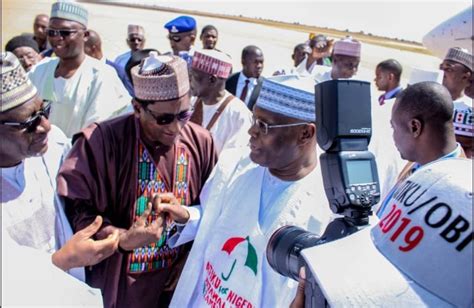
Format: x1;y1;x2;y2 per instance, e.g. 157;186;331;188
3;0;443;86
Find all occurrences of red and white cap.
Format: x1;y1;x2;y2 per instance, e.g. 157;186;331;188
192;49;232;79
333;36;361;58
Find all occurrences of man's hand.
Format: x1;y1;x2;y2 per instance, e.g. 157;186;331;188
153;193;190;224
52;216;119;271
290;267;306;308
118;201;165;251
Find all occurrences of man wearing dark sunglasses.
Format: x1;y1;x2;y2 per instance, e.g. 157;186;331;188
154;75;332;307
58;53;218;308
1;52;120;306
114;24;146;97
28;1;130;138
164;15;197;56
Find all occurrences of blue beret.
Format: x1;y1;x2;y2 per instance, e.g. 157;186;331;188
164;16;196;34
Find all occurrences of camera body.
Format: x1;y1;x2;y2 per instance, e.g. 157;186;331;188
267;79;381;306
316;79;380;224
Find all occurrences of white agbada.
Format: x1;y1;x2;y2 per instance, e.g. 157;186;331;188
169;148;333;307
3;234;103;307
28;55;131;137
1;126;84;280
193;91;252;153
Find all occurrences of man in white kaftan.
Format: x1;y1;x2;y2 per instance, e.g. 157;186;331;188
1;51;118;306
28;1;130;137
190;49;252;153
313;37;372;84
158;75;334;307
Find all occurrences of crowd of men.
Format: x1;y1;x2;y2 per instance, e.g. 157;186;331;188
2;1;472;307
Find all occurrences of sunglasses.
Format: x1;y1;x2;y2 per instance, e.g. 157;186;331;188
46;28;82;38
128;37;143;43
252;117;309;135
0;100;52;132
145;106;193;125
168;35;182;43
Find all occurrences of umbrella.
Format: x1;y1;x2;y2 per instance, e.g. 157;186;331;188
220;236;258;281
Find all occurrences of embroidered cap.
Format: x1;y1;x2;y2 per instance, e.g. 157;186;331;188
453;101;473;137
50;0;88;27
164;16;196;34
1;52;38;112
256;75;315;122
131;51;189;101
333;36;361;58
408;67;444;85
302;158;473;308
444;47;473;72
192;49;232;79
127;24;145;36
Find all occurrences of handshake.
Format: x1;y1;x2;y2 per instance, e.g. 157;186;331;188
52;193;188;271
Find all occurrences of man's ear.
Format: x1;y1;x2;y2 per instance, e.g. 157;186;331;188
209;75;217;84
131;99;141;118
410;118;423;138
82;30;89;42
298;123;316;145
462;70;472;83
388;72;395;82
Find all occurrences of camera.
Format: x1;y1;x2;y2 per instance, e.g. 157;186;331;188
267;80;381;305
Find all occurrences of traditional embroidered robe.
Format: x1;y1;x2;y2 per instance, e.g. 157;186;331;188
57;114;218;308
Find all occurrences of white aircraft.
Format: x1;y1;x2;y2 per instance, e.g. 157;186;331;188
422;5;473;59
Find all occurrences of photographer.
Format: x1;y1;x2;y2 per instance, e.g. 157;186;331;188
377;82;466;216
291;158;472;307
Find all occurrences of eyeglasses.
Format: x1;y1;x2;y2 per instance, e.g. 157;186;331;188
252;117;309;135
168;35;182;43
46;28;82;38
0;100;52;132
145;106;193;125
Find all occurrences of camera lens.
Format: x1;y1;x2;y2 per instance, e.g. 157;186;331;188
266;226;321;281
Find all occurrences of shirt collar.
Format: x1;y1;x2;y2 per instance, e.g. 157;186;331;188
413;143;464;171
238;72;257;84
383;86;403;100
1;161;25;189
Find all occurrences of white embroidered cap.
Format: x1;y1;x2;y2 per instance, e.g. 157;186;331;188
50;0;88;27
302;158;473;308
256;75;315;122
192;49;232;79
127;24;145;36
